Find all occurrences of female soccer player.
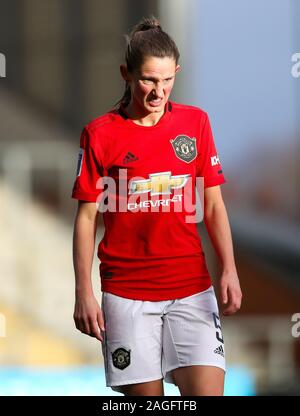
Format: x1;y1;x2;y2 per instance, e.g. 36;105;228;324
71;16;242;396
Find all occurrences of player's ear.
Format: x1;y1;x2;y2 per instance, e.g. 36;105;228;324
175;64;181;74
120;64;130;82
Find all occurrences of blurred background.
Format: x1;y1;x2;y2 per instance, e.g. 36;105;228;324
0;0;299;396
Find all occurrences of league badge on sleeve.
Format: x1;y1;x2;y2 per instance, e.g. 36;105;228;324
76;148;84;176
170;135;197;163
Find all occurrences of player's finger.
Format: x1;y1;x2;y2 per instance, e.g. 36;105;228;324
221;282;228;305
97;309;106;332
97;312;106;342
222;286;233;315
79;316;91;335
89;319;103;342
223;290;241;315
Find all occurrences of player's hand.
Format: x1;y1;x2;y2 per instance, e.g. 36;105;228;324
73;292;106;342
218;271;242;316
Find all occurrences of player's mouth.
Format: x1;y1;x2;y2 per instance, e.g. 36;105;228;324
148;98;163;107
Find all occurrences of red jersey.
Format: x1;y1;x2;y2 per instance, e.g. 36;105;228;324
71;101;226;301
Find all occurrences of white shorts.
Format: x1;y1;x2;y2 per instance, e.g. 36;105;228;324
100;285;226;392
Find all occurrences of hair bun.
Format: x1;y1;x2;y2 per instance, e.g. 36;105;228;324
135;16;162;33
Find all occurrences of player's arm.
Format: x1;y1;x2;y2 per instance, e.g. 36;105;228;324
73;201;105;341
203;185;242;316
73;200;98;294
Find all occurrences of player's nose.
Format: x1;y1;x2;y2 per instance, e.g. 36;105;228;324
153;82;164;98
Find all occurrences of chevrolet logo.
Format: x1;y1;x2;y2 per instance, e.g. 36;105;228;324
129;171;190;196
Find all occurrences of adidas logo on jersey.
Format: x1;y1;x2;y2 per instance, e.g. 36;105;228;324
214;345;224;357
123;151;139;164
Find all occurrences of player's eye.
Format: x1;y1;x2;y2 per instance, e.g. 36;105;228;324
142;79;154;85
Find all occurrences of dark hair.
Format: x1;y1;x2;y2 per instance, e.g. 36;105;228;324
114;15;180;108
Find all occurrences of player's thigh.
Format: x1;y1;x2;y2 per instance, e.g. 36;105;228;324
162;286;226;392
101;292;164;391
119;378;164;396
171;365;224;396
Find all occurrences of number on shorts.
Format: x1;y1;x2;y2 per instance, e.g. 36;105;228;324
213;312;224;344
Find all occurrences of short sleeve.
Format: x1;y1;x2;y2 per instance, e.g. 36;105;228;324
196;112;226;188
71;127;104;202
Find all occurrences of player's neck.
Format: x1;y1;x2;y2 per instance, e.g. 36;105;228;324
124;102;166;127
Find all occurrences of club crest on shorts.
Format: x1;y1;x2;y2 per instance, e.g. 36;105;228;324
170;135;197;163
112;347;131;370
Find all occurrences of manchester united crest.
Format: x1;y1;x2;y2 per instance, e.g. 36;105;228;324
170;135;197;163
112;347;131;370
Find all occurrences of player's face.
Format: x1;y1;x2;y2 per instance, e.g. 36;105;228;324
124;56;180;115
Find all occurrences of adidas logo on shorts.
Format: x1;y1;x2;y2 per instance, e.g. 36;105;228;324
214;345;224;357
